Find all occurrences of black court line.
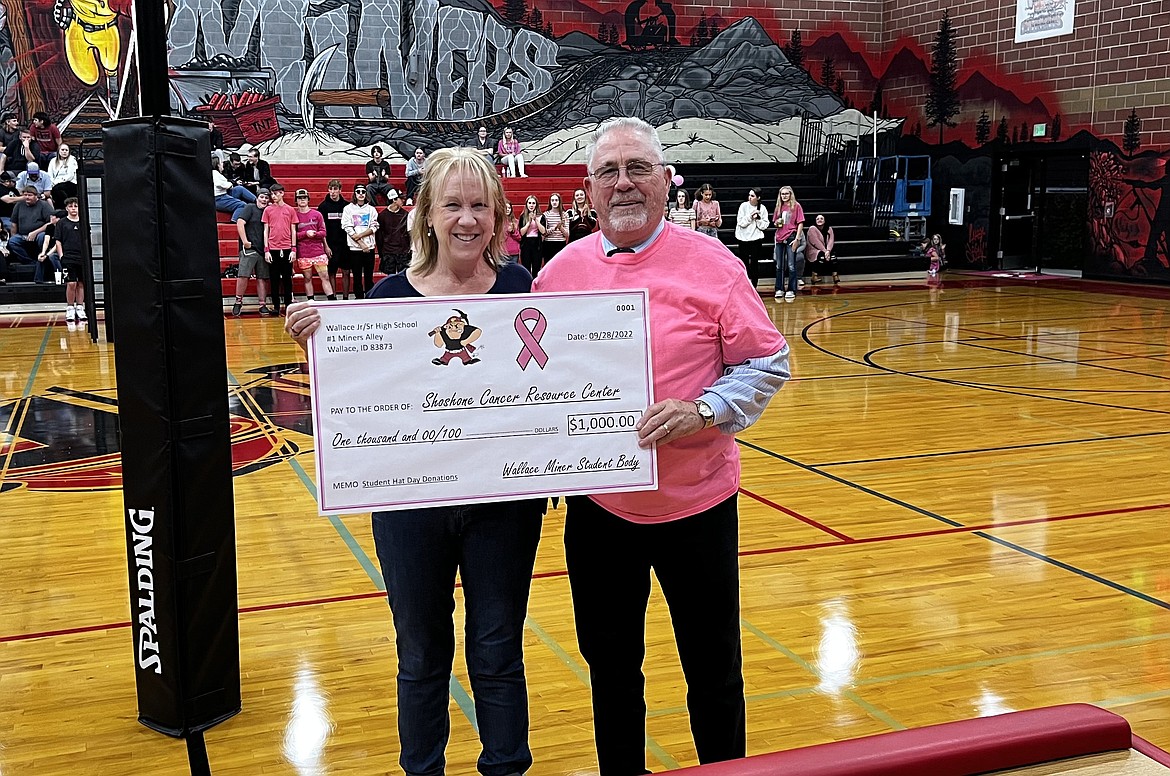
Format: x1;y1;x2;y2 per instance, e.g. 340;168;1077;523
795;351;1169;384
737;439;965;528
738;438;1170;612
860;347;1170;415
958;340;1170;383
985;286;1170;315
975;533;1170;611
860;342;1170;393
811;429;1170;467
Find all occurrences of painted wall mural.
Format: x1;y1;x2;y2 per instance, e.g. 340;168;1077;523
0;1;1166;281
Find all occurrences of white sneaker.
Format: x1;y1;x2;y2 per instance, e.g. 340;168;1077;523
65;305;75;321
76;305;87;321
784;291;795;299
798;279;805;287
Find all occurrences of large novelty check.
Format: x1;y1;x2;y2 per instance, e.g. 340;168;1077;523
308;290;657;513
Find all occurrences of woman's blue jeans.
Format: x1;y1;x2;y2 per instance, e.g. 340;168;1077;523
372;499;543;776
774;238;806;293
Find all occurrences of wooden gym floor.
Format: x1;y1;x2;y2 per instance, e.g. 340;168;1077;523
2;275;1169;774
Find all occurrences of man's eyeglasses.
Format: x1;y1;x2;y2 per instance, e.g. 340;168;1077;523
588;161;665;186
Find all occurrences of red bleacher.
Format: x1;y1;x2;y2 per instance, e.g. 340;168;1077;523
218;162;588;298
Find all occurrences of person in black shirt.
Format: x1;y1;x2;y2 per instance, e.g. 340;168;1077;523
317;178;352;298
242;147;277;192
0;128;42;174
0;114;19;151
56;198;89;321
365;145;394;205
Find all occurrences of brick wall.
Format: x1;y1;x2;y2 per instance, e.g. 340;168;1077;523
880;0;1170;147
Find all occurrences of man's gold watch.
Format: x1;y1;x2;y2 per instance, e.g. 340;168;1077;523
694;399;715;428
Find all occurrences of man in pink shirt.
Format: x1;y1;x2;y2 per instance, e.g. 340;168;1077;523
533;117;791;775
262;183;298;314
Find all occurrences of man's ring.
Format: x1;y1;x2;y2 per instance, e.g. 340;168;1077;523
663;422;670;434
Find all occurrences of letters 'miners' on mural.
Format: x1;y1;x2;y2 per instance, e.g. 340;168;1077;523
163;0;863;160
168;0;556;120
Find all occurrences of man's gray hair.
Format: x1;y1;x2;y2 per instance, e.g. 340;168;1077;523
586;117;665;168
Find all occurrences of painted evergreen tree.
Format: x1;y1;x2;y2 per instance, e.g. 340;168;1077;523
975;109;991;145
834;75;846;99
820;57;836;88
1051;113;1062;142
1012;125;1020;144
997;116;1009;143
924;9;961;143
691;15;710;46
545;21;554;37
1123;108;1142;156
529;6;543;29
783;29;805;70
504;0;528;24
708;16;724;37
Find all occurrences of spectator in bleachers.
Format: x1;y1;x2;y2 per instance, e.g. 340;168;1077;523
404;147;426;204
503;200;522;261
294;188;336;300
209;120;227;164
467;126;496;165
8;186;54;273
16;163;51;200
519;195;542;275
242;147;277;192
694;183;722;238
566;188;597;242
540;193;569;269
365;145;394;205
376;188;411;275
497;126;527;178
668;188;696;229
34;208;64;284
805;214;839;285
735;188;768;288
0;127;42;174
212;156;257;222
30;112;61;165
317;179;352;299
223;152;247;184
47;144;78;207
262;183;298;314
232;187;272;317
0;172;19;230
772;185;804;299
0;114;19;150
342;184;378;298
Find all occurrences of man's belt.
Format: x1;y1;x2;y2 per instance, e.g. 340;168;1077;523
78;17;118;33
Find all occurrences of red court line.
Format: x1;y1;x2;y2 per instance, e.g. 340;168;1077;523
7;502;1168;644
738;487;855;542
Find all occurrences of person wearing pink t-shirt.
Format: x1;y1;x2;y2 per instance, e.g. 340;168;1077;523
532;117;790;775
262;184;299;313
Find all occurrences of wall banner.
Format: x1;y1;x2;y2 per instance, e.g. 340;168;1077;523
1015;0;1075;42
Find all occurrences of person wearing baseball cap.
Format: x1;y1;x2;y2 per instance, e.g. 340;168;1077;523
376;187;411;275
342;183;378;297
16;161;50;199
293;187;336;301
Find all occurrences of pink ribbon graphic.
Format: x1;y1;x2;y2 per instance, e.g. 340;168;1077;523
515;307;549;370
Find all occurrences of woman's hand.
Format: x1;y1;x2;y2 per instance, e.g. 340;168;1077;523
285;301;321;352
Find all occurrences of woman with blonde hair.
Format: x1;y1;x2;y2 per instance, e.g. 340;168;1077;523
772;185;804;299
497;126;527;177
283;147;544;776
